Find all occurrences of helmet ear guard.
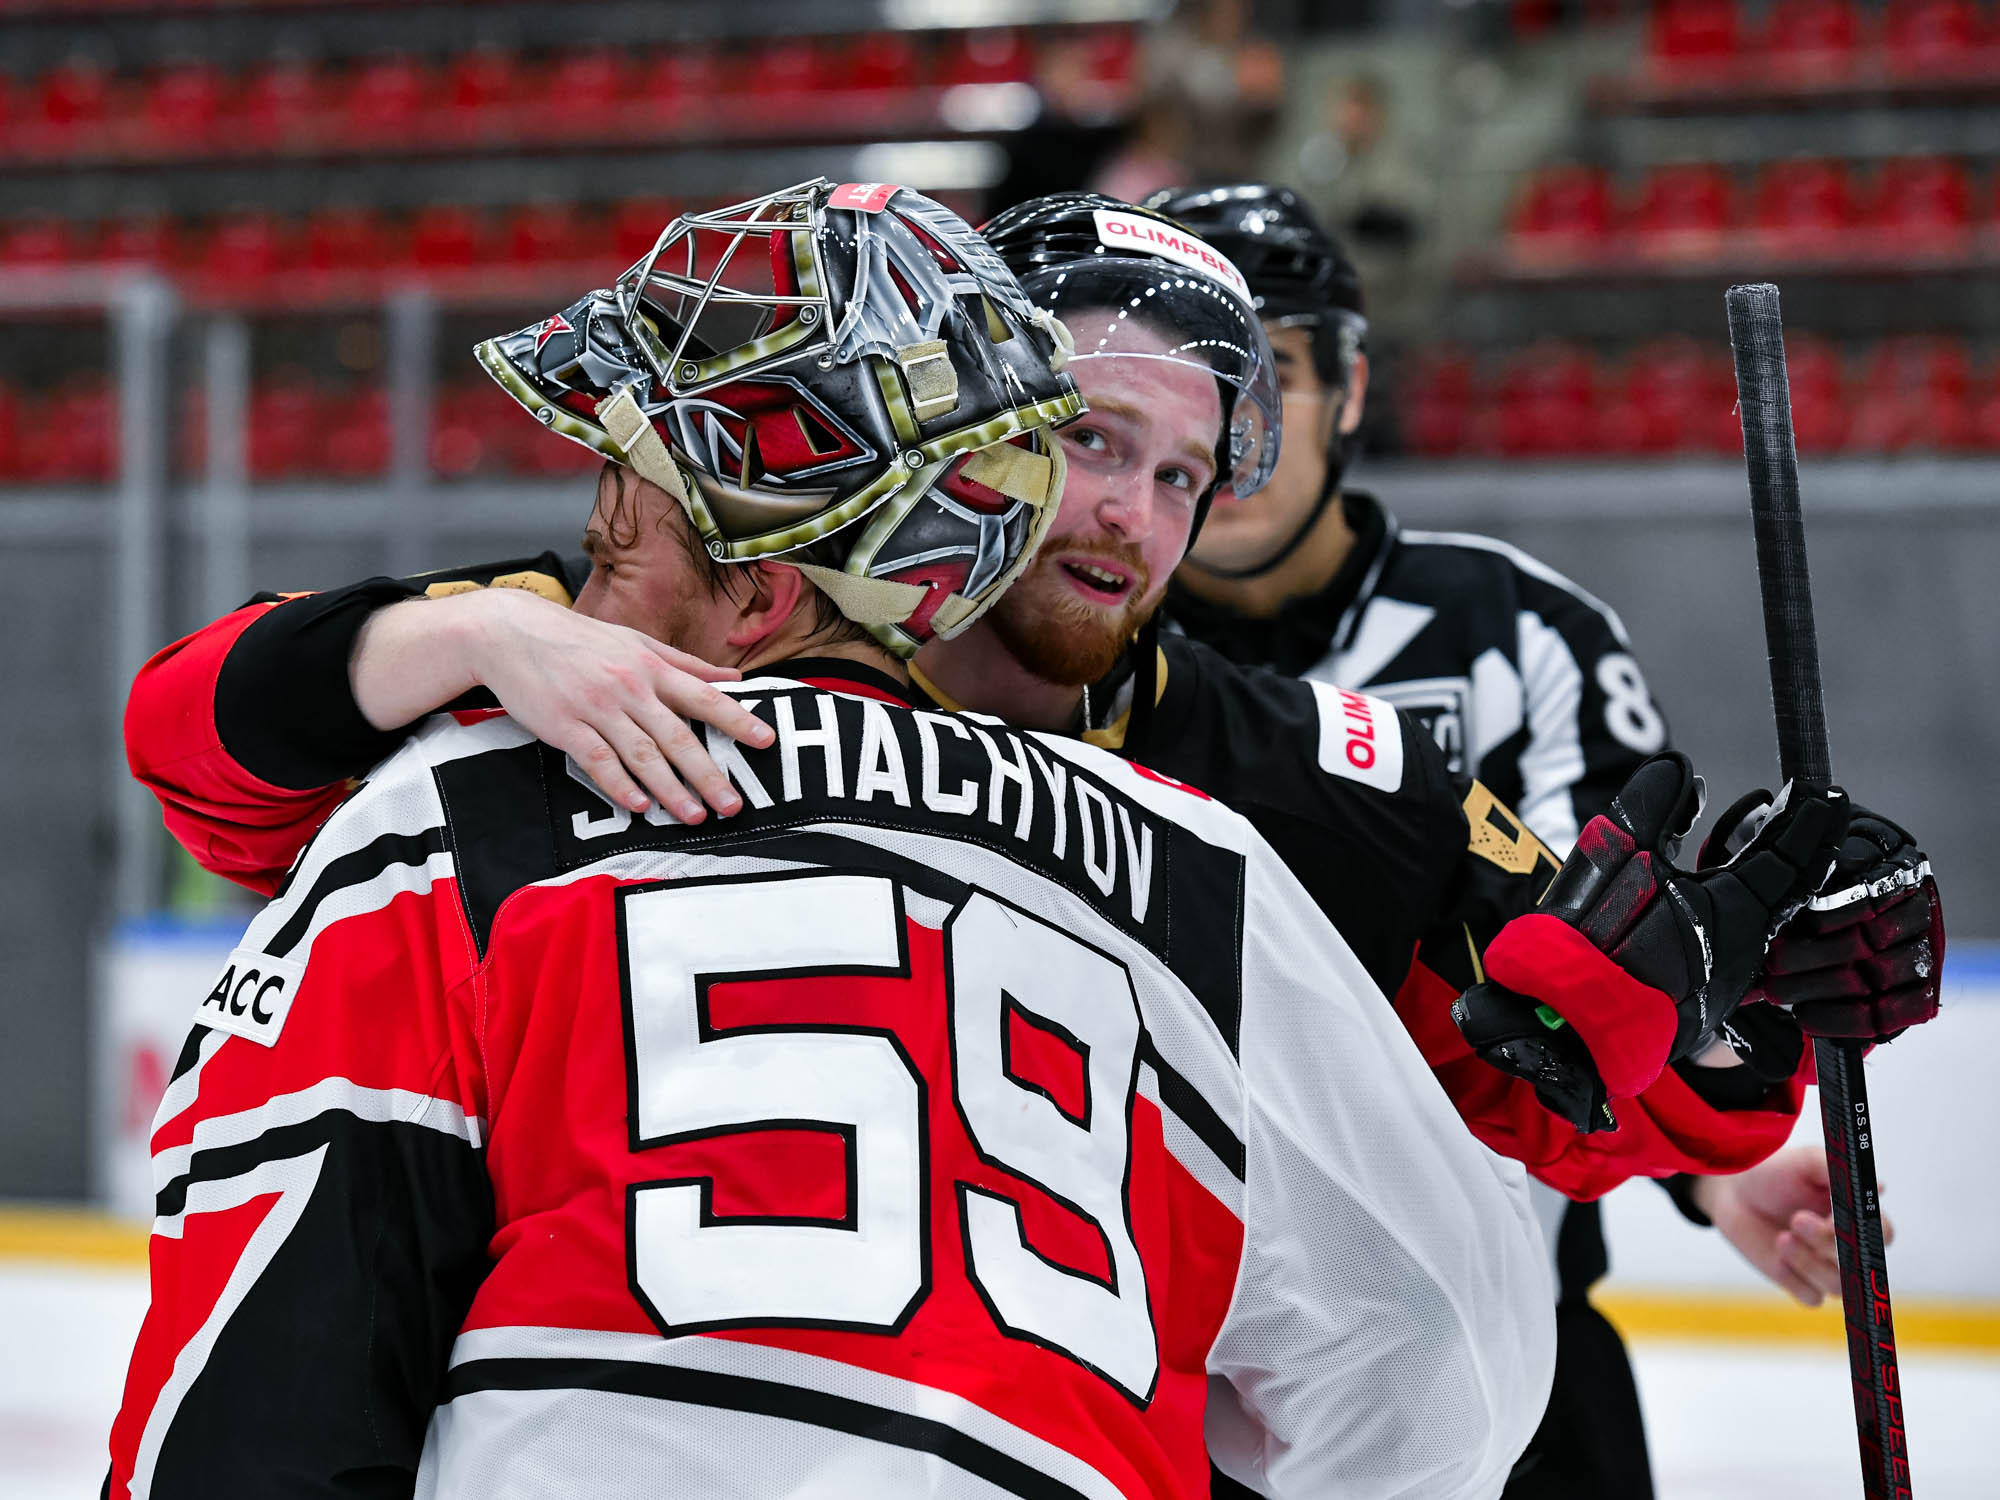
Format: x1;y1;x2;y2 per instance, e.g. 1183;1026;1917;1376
475;179;1083;657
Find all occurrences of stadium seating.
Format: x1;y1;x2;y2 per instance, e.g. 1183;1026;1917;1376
1507;166;1617;266
1865;156;1974;255
1761;0;1865;84
1630;163;1735;262
1643;0;1745;88
1882;0;1992;78
1751;158;1856;259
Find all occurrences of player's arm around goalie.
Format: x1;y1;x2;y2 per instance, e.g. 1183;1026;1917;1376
123;546;771;895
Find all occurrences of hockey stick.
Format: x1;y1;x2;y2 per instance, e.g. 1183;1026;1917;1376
1726;282;1911;1500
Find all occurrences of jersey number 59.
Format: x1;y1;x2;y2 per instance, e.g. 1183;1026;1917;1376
618;872;1158;1403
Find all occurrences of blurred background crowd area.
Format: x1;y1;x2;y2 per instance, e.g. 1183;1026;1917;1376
3;0;2000;481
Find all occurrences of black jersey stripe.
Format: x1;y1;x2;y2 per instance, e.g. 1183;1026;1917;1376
262;825;451;958
440;1356;1095;1500
1140;1034;1246;1182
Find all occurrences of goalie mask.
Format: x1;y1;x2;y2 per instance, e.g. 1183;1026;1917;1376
476;178;1084;657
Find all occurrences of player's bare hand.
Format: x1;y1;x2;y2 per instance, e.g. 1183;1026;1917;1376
459;587;773;822
1692;1146;1894;1307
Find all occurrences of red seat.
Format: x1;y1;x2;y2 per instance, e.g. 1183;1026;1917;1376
503;202;589;266
742;39;828;106
323;387;391;478
1494;343;1602;456
1399;347;1478;457
1849;337;1974;451
36;59;112;136
302;206;393;273
1;217;85;267
938;29;1034;87
38;375;117;482
201;211;295;282
1507;166;1616;265
240;57;324;144
1752;158;1853;258
632;48;718;125
1760;0;1863;84
0;380;20;481
537;49;627;138
410;204;485;270
1866;156;1972;255
843;32;923;92
1883;0;1990;78
339;54;427;144
248;375;323;480
1603;338;1735;453
1644;0;1744;85
443;46;519;138
612;198;681;266
97;214;178;266
141;61;225;153
1631;163;1735;262
1776;334;1848;454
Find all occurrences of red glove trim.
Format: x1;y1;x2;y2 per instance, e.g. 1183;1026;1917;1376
1483;912;1678;1099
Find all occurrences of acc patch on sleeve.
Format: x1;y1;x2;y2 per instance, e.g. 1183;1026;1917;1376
1308;682;1404;793
196;949;306;1047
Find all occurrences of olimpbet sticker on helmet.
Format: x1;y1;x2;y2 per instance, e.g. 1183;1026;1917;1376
1089;209;1254;306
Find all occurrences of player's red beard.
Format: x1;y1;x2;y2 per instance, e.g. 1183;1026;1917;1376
986;539;1155;688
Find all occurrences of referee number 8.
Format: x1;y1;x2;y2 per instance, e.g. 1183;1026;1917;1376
1597;653;1665;754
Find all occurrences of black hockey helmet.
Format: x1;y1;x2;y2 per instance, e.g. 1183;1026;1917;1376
980;191;1281;532
1143;182;1366;393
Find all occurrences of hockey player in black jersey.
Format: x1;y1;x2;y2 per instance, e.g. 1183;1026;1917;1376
1144;180;1946;1498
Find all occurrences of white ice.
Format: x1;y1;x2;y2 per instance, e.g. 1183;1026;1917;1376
5;1259;1995;1500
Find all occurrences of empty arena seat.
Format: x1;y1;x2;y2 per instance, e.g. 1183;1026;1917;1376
1850;336;1976;451
35;58;111;135
248;375;323;480
1760;0;1863;83
743;39;827;103
1866;156;1973;254
1882;0;1991;77
240;57;324;143
96;214;178;267
612;198;681;265
631;47;719;122
843;31;924;92
303;206;397;272
141;61;225;152
938;28;1035;87
38;375;116;482
338;53;427;144
322;387;391;478
1399;346;1478;457
1495;343;1602;456
1776;333;1848;453
1643;0;1744;85
1631;163;1735;261
445;46;519;117
1751;158;1854;258
1507;165;1616;264
1;217;85;267
537;49;626;138
201;211;294;282
409;204;485;270
503;202;589;266
1602;337;1735;454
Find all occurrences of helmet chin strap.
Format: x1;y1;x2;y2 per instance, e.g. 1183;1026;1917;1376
1182;452;1344;582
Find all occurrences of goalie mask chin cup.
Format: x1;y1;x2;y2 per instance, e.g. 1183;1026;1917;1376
980;192;1283;514
475;178;1085;658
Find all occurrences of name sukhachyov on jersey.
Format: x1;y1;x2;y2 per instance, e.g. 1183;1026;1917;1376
476;178;1085;660
113;673;1554;1500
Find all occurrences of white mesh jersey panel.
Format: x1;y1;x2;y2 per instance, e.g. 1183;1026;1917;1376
1206;839;1557;1500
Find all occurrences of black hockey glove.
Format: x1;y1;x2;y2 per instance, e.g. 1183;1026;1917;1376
1703;793;1943;1046
1453;753;1850;1133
